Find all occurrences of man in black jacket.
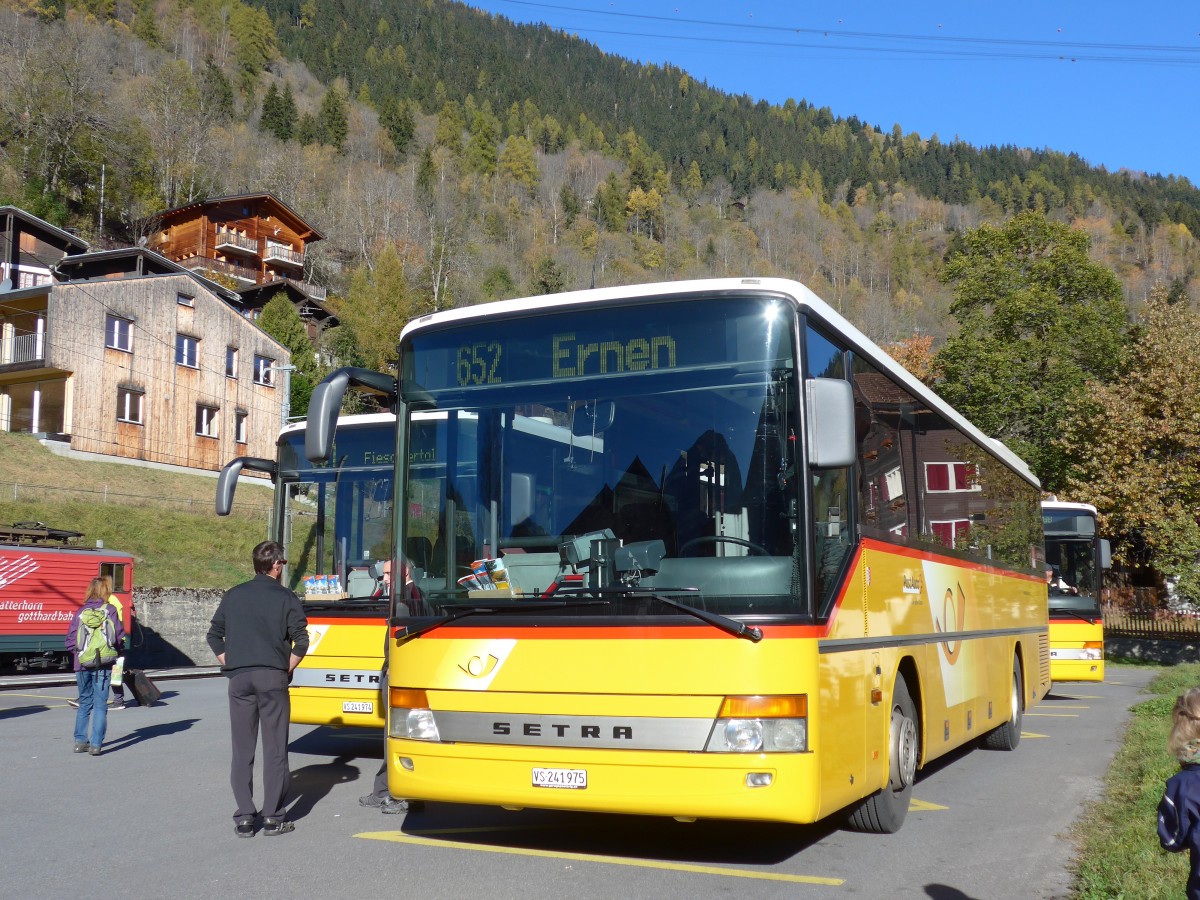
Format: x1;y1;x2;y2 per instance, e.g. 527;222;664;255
207;541;309;837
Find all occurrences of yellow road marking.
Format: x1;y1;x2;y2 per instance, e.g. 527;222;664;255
1022;731;1050;739
1026;712;1078;717
356;832;844;885
909;798;948;812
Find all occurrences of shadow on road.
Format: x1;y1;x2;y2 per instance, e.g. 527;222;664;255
0;704;49;719
925;885;980;900
102;717;200;752
287;753;362;821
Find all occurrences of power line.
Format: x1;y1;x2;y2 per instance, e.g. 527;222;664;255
487;1;1200;65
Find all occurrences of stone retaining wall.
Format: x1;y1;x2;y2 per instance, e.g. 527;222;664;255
1107;637;1200;667
126;587;223;668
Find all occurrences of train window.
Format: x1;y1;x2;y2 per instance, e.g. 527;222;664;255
100;563;128;593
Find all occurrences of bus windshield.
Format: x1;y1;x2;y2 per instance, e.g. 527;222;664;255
1043;506;1101;615
277;416;395;600
400;295;802;617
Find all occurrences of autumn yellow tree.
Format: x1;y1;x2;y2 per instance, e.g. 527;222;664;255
337;242;427;372
1061;286;1200;601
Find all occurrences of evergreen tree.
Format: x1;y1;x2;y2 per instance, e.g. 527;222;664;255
256;295;317;419
132;0;160;46
200;59;235;123
530;257;566;295
379;97;414;156
260;83;285;138
296;112;320;146
317;85;349;151
278;83;297;139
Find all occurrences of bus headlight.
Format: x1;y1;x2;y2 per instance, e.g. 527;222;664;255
1082;642;1103;660
704;696;808;752
389;687;440;741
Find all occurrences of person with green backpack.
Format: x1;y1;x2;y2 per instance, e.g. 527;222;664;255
64;576;125;756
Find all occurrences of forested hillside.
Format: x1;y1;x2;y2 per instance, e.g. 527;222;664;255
1;0;1198;353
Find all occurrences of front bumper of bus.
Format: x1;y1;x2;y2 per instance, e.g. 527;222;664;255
383;738;822;823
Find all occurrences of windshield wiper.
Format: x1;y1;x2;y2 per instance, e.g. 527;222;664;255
392;599;609;640
554;587;764;643
1050;607;1101;624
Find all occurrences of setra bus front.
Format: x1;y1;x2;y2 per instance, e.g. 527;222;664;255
340;278;1047;828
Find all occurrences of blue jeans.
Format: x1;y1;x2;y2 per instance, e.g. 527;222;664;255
74;667;112;748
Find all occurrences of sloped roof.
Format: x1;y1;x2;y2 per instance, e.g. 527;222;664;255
151;192;325;242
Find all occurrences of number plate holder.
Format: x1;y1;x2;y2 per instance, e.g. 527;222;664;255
532;767;588;789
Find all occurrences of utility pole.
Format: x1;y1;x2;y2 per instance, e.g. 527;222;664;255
268;364;297;430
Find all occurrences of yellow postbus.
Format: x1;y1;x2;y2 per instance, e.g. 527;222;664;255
307;277;1050;832
1042;500;1110;683
217;412;397;729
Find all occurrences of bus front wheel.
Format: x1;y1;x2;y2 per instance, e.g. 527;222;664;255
846;676;918;834
982;657;1024;751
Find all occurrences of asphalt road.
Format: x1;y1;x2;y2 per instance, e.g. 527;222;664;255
0;666;1159;899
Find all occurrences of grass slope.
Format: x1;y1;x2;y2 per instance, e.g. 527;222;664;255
0;432;273;588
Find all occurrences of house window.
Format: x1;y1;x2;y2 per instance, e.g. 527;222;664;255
196;404;218;437
925;461;979;493
931;519;971;550
226;346;238;378
105;315;132;352
177;292;194;307
253;355;274;386
116;388;144;425
236;411;248;444
176;334;199;368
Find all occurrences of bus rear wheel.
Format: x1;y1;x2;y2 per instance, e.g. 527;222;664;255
847;676;918;834
982;657;1023;751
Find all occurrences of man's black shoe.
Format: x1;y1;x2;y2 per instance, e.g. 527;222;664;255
262;818;295;836
235;819;255;838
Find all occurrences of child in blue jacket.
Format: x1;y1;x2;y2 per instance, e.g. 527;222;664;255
1159;687;1200;900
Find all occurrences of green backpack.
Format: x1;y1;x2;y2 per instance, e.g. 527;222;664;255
76;606;119;669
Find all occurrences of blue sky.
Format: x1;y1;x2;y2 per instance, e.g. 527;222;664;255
462;1;1200;184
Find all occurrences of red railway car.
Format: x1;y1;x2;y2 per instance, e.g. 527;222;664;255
0;527;135;671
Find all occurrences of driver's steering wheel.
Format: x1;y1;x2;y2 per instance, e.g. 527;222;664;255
677;535;771;557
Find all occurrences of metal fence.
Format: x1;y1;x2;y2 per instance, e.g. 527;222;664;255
0;479;272;520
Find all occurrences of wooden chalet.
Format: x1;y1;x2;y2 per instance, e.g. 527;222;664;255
0;209;289;473
151;192;324;292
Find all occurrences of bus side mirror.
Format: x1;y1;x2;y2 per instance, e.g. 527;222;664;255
806;378;855;469
216;457;276;516
1099;538;1112;570
306;367;398;463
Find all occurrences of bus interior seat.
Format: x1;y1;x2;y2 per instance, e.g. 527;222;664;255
345;561;383;599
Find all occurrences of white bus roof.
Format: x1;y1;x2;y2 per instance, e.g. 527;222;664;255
400;277;1040;488
280;411;394;439
1042;500;1098;515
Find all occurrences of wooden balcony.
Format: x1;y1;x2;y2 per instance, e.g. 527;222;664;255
214;232;258;255
263;244;304;268
177;254;258;284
